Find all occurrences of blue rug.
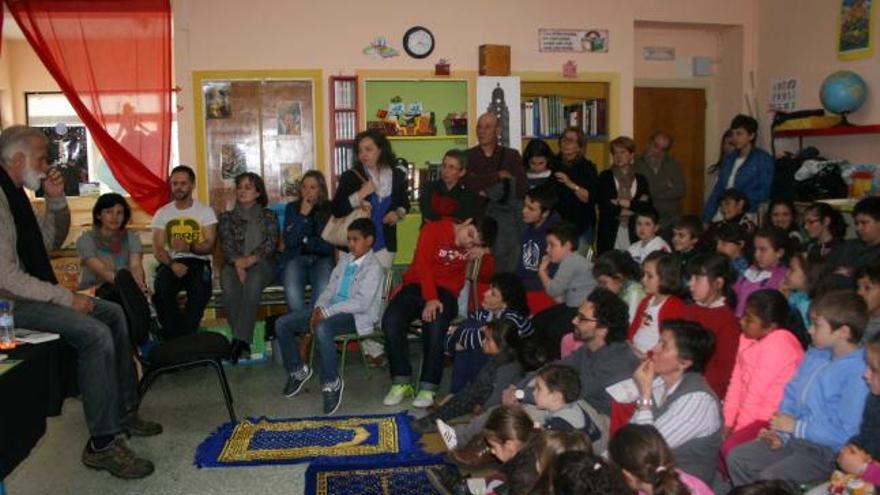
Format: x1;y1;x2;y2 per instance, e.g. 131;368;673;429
305;457;444;495
194;412;430;468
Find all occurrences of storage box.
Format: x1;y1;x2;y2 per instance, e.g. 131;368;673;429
479;45;510;76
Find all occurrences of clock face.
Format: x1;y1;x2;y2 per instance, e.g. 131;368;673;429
404;26;434;59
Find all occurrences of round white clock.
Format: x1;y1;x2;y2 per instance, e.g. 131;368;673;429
403;26;435;59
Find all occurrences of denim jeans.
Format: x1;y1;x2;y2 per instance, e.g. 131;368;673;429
275;309;356;384
13;298;138;437
153;258;212;340
382;284;458;391
282;254;333;313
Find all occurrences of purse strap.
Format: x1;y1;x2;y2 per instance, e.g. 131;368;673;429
351;168;367;184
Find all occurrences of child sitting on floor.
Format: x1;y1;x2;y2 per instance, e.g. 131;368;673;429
627;206;671;264
534;221;596;360
721;289;804;475
856;263;880;343
733;226;789;317
628;251;684;356
551;451;631;494
716;221;750;277
704;188;757;247
609;424;714;495
672;214;706;281
445;272;533;393
726;289;871;486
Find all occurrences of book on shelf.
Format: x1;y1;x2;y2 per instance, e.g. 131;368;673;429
334;145;354;180
333;79;356;110
521;96;607;138
334;112;356;141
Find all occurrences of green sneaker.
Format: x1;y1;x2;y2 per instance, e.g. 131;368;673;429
81;438;155;479
412;390;436;408
382;383;414;406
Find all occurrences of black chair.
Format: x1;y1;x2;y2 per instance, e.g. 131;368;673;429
114;269;237;421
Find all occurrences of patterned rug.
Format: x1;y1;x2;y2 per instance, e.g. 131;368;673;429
194;412;430;468
305;458;444;495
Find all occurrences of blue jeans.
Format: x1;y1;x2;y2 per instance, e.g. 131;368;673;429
275;309;356;384
282;254;333;313
13;298;138;437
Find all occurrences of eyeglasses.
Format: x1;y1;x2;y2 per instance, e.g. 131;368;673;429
574;313;598;323
804;217;821;225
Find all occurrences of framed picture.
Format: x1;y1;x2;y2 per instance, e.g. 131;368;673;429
538;29;609;53
276;101;302;136
477;77;522;151
220;143;247;179
204;82;232;119
38;125;88;197
838;0;875;60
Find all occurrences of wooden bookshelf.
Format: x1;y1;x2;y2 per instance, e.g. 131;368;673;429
329;76;358;191
517;73;617;170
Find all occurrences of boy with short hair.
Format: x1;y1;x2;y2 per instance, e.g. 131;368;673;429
532;364;600;439
535;221;597;359
672;214;705;278
726;290;871;486
419;149;474;224
382;217;497;408
627;206;671;264
715;222;750;276
705;189;757;247
827;196;880;289
276;218;384;415
517;183;561;313
856;263;880;343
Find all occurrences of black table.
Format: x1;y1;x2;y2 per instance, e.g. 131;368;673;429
0;340;77;480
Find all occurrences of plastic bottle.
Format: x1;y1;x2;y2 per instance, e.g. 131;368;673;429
0;300;15;350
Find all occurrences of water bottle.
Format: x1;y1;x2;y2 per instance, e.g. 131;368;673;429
0;299;15;350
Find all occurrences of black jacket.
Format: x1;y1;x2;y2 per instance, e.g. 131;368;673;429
595;170;652;254
331;166;409;252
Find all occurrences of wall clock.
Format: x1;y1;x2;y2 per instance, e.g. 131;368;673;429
403;26;435;59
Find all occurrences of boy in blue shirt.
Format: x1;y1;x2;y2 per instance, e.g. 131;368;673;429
726;290;870;486
276;218;385;415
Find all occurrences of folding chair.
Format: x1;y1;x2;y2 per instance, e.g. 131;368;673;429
115;269;236;422
308;268;394;380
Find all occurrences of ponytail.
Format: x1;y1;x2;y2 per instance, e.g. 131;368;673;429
609;424;690;495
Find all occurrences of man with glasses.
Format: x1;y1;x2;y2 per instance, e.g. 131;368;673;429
635;131;685;229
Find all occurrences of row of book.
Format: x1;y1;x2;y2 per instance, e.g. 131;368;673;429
333;145;354;181
333;80;356;110
334;111;357;141
521;96;608;138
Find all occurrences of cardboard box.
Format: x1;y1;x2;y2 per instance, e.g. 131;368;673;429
479;45;510;76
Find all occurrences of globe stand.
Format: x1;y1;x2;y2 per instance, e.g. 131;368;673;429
835;111;854;127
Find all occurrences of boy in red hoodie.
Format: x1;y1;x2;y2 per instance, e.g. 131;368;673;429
382;217;497;409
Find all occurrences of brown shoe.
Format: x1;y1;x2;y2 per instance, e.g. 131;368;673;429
447;435;496;469
365;353;387;368
122;413;163;437
81;438;155;479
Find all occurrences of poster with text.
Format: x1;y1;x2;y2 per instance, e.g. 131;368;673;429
539;29;608;53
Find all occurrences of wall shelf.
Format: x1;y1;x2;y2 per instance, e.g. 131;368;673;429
774;124;880;138
387;135;468;141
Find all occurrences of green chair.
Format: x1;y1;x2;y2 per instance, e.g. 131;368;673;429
308;268;394;380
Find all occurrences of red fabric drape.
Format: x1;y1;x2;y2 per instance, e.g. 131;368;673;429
4;0;171;214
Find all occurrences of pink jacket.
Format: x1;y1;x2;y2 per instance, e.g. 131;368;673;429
723;329;805;432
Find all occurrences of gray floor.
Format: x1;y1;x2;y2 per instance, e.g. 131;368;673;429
5;352;418;495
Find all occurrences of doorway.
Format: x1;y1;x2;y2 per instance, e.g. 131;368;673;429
634;87;706;216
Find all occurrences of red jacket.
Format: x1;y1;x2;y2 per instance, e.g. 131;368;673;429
626;294;685;342
682;303;741;398
400;219;494;301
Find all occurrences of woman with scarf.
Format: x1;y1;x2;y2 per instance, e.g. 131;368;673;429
331;129;409;270
219;172;279;362
77;193;149;299
596;136;653;254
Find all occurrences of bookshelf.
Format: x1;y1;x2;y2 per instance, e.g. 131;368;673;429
330;76;358;190
519;76;613;170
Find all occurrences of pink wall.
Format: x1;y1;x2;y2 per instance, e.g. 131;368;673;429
758;0;879;163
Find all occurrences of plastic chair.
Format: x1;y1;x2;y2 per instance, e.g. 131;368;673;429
114;269;236;422
308;268;394;380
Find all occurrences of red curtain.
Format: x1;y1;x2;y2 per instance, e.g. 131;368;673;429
4;0;171;213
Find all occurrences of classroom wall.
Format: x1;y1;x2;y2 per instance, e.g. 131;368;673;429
758;0;880;163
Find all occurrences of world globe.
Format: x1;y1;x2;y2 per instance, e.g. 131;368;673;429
820;70;868;124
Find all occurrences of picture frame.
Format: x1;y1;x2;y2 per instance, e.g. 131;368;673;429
838;0;875;60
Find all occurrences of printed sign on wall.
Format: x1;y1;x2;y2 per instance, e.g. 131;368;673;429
538;29;609;53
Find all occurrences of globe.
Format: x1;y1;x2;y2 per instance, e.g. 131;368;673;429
819;70;868;124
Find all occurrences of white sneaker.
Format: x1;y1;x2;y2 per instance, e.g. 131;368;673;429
436;418;458;450
382;384;414;406
412;390;435;409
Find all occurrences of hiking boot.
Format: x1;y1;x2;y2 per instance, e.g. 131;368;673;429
283;365;312;397
81;438;155;479
425;465;470;495
412;390;436;408
322;378;344;415
122;413;163;437
382;383;414;406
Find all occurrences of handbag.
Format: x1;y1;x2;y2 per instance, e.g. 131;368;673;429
321;169;370;247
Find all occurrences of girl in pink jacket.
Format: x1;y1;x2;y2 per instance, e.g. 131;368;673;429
721;289;804;476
